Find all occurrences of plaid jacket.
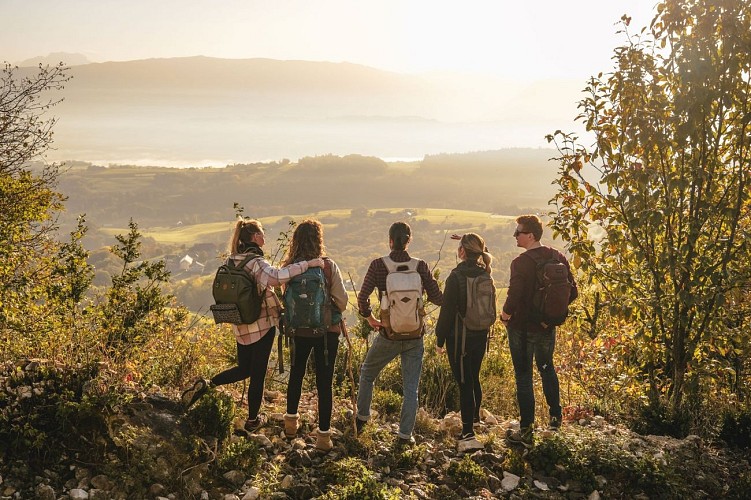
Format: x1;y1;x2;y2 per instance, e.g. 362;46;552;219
229;254;311;345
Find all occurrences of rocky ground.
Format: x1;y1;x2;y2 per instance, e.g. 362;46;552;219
1;360;750;499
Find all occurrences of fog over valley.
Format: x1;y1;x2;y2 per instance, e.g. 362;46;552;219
24;56;579;167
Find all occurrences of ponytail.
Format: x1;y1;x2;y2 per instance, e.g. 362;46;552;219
460;232;493;274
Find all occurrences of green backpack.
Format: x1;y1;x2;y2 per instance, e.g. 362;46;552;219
283;259;341;334
210;254;262;324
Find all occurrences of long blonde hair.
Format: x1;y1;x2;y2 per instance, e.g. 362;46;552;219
229;218;263;254
282;219;326;266
460;232;493;274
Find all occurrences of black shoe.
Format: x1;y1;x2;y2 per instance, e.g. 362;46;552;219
181;378;209;410
244;414;268;433
355;418;366;434
506;426;534;449
396;436;416;447
549;416;562;431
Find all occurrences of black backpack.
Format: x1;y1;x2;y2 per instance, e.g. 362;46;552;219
524;250;573;328
209;254;262;324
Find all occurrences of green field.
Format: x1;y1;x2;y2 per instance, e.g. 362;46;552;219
99;208;517;245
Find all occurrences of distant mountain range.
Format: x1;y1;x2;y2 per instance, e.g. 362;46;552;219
18;56;584;166
16;52;91;67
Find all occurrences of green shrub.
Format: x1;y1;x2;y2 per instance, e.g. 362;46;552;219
319;457;370;485
388;443;426;470
720;408;751;449
527;434;573;475
217;438;262;473
185;390;236;441
447;454;487;489
373;389;402;416
629;399;691;438
501;447;527;477
420;334;459;414
321;475;401;500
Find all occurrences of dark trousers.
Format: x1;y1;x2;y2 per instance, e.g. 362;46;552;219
211;326;276;420
446;331;488;435
507;327;561;429
286;332;340;431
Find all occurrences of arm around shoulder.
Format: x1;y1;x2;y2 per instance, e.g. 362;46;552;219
327;260;348;312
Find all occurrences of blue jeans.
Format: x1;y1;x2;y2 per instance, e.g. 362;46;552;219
356;334;424;439
507;327;561;429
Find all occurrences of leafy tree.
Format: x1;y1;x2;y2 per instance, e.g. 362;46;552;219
547;0;751;417
0;63;71;358
99;219;174;357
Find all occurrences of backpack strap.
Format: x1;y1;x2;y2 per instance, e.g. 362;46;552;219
231;253;258;270
381;256;419;274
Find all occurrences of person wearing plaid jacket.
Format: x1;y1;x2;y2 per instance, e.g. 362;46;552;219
181;218;323;432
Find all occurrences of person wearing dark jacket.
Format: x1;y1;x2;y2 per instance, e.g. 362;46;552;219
501;215;578;447
436;233;494;453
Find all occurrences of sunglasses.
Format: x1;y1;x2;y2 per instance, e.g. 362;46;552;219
513;230;531;237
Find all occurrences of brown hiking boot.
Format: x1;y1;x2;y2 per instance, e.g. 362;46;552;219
284;413;300;438
315;428;333;452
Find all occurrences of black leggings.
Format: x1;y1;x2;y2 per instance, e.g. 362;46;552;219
445;331;488;435
211;327;276;419
286;332;340;431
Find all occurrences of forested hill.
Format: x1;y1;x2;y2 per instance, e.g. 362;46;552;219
56;149;557;231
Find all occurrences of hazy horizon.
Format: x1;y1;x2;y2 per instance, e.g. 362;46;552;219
2;1;661;167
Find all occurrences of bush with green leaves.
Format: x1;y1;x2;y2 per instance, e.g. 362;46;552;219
720;408;751;450
217;438;262;474
318;457;401;499
185;390;236;441
0;361;107;464
528;429;685;498
373;388;402;416
388;443;426;470
447;454;487;490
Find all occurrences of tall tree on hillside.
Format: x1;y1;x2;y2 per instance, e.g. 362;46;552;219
547;0;751;417
0;63;74;356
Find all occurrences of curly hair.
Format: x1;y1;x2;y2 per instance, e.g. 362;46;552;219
282;219;326;266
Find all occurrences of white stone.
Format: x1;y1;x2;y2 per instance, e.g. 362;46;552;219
588;490;602;500
501;472;520;491
69;489;90;499
534;480;549;491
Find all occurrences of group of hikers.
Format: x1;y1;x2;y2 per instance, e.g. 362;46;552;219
180;215;578;453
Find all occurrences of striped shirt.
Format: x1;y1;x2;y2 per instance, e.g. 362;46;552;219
229;254;311;345
357;250;443;317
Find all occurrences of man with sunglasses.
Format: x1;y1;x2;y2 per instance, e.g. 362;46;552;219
500;214;578;448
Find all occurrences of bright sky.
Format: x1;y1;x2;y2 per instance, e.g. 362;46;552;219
2;0;659;80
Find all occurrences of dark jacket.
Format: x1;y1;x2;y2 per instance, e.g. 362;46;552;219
502;245;578;333
435;261;490;348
